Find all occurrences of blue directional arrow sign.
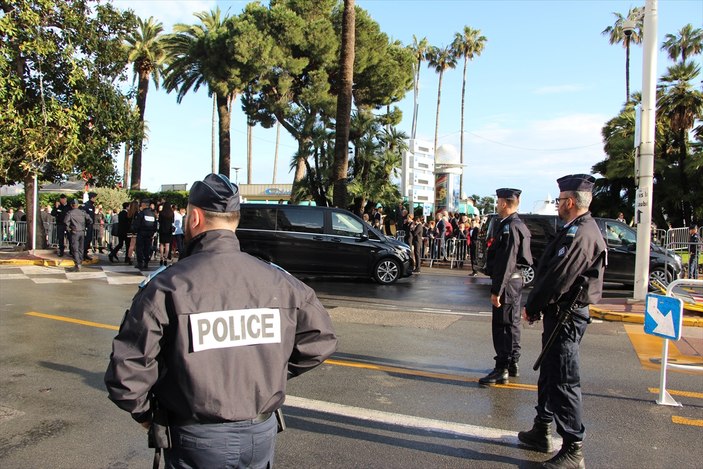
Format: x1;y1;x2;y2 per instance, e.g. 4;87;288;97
644;294;683;340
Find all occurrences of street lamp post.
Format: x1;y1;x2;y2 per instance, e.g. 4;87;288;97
231;167;241;185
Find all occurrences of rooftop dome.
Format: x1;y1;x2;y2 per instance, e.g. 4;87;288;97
435;144;460;165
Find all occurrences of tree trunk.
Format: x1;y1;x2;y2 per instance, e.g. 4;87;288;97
412;56;421;140
217;93;232;178
123;140;131;189
23;173;46;251
433;70;444;156
332;0;356;209
625;37;630;103
459;56;468;197
247;118;253;184
130;71;150;189
273;122;280;183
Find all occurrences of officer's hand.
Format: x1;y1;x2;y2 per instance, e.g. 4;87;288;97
523;307;541;324
141;421;151;430
491;294;501;308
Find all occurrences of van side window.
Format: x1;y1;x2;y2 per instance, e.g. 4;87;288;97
239;207;276;231
606;222;635;246
331;212;364;237
277;208;324;234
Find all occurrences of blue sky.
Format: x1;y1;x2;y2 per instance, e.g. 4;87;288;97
112;0;701;212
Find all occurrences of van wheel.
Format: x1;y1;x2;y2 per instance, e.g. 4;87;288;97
648;267;671;290
374;258;400;284
522;266;536;287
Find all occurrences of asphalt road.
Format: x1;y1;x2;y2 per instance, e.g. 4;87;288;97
0;265;701;468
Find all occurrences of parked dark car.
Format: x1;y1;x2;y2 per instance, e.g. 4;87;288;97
236;204;413;284
476;213;682;289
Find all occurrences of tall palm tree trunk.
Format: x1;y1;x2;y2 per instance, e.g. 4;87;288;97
130;71;150;189
412;58;421;140
216;93;231;178
273;122;280;183
433;70;444;156
332;0;355;209
625;36;631;103
459;56;468;195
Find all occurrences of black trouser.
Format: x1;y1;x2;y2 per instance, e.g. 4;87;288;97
57;223;67;254
110;234;127;258
83;226;94;255
412;241;422;270
69;230;84;266
136;231;154;266
535;305;589;443
491;276;523;368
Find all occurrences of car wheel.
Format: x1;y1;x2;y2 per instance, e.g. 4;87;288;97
522;266;536;287
648;267;671;290
374;258;401;284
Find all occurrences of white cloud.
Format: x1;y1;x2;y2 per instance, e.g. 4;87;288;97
533;84;588;95
112;0;218;30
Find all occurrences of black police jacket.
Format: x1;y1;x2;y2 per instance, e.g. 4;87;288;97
51;203;70;225
525;212;607;317
64;207;93;233
486;212;533;297
104;229;337;424
131;208;157;234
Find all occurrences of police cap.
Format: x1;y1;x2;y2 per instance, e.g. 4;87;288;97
188;173;240;213
496;188;521;200
59;194;67;199
557;174;596;192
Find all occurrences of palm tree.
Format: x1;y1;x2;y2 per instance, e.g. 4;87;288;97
426;45;458;158
124;16;165;189
162;8;237;178
661;24;703;65
410;35;429;140
657;62;703;225
332;0;356;209
452;26;486;197
602;7;643;104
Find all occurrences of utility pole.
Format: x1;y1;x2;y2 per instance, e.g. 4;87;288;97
633;0;657;300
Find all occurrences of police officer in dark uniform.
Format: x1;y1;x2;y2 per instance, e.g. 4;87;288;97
104;173;337;469
82;192;97;260
132;199;157;269
518;174;606;469
109;202;130;263
64;199;93;272
479;188;532;385
689;224;700;279
51;194;70;256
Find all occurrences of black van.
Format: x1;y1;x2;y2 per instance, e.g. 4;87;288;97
236;204;413;284
476;213;683;289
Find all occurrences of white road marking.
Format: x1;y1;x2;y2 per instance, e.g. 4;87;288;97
107;276;145;285
102;265;143;273
285;395;562;446
0;274;29;280
65;272;106;279
31;278;72;284
20;266;62;275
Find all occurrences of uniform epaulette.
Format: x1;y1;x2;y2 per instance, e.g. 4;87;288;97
139;265;169;288
567;225;578;237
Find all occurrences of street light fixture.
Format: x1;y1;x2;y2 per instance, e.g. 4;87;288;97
231;167;241;185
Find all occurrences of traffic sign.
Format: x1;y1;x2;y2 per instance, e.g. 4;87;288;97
644;294;683;340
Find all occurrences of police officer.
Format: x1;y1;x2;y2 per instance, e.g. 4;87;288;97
518;174;606;469
689;224;700;279
104;173;337;469
51;194;70;257
479;188;532;385
109;202;130;263
82;192;97;260
64;199;93;272
131;199;157;269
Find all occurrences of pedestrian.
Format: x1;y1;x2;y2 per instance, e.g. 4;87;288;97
131;199;157;270
109;203;130;263
411;216;424;272
125;200;139;265
518;174;607;469
157;202;174;266
51;194;70;256
616;212;626;223
104;173;337;469
469;219;480;276
64;199;93;272
689;224;700;279
82;192;97;260
173;206;185;259
479;188;532;385
13;205;26;222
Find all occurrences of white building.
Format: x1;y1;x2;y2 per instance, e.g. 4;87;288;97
401;139;435;217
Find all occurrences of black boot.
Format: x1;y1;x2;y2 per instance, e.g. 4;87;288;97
518;419;553;453
508;362;519;377
541;441;585;469
478;368;508;385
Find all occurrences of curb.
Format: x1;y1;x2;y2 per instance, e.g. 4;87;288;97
590;306;703;328
0;257;100;267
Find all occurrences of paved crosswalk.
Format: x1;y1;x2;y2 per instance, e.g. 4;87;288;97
0;264;150;285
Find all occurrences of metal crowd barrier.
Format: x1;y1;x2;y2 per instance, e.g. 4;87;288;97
1;220;120;251
416;237;471;269
666;241;702;280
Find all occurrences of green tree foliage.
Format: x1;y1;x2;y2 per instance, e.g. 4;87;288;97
0;0;138;248
427;45;458;154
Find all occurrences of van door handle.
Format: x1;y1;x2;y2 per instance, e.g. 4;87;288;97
330;237;341;243
313;236;325;241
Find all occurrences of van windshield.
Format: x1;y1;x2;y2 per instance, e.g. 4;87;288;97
605;221;636;247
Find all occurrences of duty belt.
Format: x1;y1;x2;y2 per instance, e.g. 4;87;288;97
169;412;272;427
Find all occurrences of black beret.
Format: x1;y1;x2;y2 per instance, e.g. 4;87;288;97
59;194;67;199
557;174;596;192
496;188;522;200
88;192;98;198
188;173;240;213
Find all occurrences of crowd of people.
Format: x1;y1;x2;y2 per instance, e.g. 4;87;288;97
365;206;484;274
